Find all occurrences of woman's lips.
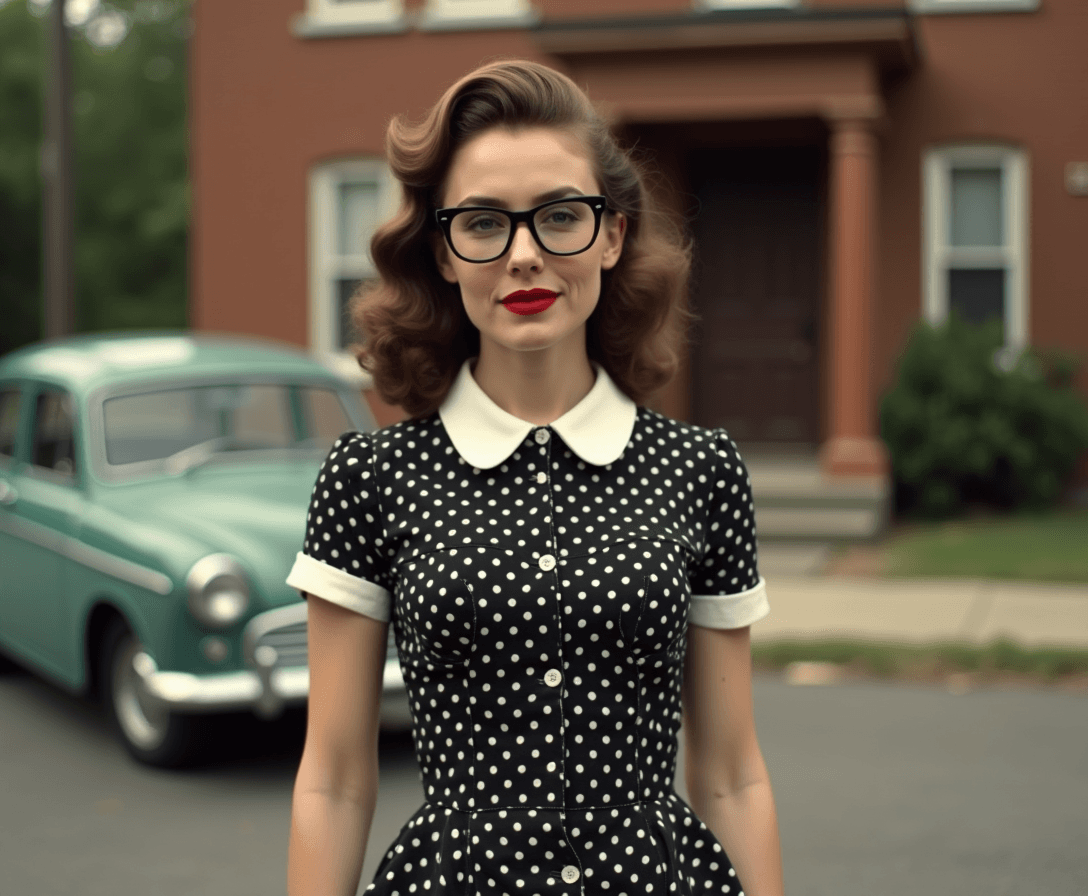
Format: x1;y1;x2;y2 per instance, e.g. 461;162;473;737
502;289;557;316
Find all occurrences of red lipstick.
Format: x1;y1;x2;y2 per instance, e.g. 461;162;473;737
501;288;558;316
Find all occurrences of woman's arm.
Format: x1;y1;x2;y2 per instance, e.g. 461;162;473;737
287;593;389;896
682;623;785;896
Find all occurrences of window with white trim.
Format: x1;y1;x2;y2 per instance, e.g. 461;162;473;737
293;0;407;37
305;0;403;26
308;159;399;384
922;144;1029;354
694;0;800;10
908;0;1038;15
419;0;537;30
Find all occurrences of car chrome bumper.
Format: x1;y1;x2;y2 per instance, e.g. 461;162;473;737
135;602;410;725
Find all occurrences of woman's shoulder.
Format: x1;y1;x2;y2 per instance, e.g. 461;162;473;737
633;406;743;455
362;412;444;456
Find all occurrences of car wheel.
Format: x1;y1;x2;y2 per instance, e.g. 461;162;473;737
0;648;24;675
99;620;204;768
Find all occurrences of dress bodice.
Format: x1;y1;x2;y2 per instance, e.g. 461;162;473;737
291;407;768;896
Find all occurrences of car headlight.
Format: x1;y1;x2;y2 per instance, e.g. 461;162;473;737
186;554;250;628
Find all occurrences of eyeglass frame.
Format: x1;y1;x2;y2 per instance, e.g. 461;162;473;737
434;195;611;264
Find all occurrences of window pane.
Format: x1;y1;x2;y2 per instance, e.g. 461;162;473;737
232;386;293;446
950;167;1003;247
0;389;21;459
949;267;1005;334
104;390;214;463
32;390;76;476
338;181;379;257
103;385;293;465
338;278;367;349
300;387;354;449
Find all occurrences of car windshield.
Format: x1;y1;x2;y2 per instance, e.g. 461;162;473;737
102;382;358;469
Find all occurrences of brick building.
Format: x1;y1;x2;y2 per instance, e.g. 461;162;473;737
189;0;1088;532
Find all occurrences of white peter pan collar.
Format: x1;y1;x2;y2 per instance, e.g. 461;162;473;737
439;358;638;469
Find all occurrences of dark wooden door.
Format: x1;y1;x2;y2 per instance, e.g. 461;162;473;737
689;145;823;446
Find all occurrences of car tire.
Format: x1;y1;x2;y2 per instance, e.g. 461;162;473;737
99;619;205;768
0;647;24;675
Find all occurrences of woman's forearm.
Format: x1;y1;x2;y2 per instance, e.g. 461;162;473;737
687;776;785;896
287;780;377;896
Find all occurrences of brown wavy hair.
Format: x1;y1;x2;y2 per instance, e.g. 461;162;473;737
351;59;692;417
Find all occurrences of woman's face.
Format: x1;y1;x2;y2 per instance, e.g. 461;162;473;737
435;126;625;363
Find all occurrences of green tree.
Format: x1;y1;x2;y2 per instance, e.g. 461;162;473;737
0;0;189;355
0;1;45;354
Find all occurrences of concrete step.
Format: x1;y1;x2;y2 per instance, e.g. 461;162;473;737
755;505;885;541
745;454;891;542
755;542;833;576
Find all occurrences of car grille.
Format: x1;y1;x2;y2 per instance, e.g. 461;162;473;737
253;620;399;668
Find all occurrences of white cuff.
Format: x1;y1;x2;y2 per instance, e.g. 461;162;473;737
689;576;770;629
285;552;392;622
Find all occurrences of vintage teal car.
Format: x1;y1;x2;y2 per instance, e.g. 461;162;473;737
0;333;408;767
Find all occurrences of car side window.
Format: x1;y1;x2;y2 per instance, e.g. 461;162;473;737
299;386;356;448
0;387;21;464
31;389;77;479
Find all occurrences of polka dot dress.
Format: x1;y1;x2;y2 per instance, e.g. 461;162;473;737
296;408;767;896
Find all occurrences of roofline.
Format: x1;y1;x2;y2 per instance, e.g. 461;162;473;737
534;6;919;74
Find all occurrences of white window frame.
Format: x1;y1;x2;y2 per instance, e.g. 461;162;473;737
694;0;800;10
308;159;399;386
293;0;406;37
418;0;539;31
909;0;1039;14
922;143;1030;359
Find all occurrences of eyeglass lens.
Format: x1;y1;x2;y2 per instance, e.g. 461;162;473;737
447;200;599;261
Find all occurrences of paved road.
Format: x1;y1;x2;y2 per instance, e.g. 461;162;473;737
1;665;1085;896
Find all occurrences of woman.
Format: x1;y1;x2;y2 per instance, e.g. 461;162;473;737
286;59;784;896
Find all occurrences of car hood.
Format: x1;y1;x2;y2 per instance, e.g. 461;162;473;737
96;460;321;607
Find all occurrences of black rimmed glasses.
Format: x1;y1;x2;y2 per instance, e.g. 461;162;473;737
435;195;610;263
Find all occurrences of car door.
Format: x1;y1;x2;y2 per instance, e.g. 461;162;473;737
1;385;84;680
0;382;29;656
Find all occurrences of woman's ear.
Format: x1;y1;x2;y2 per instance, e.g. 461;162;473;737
433;233;460;284
600;212;626;271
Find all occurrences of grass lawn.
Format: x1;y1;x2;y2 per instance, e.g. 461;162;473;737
750;638;1088;688
830;507;1088;584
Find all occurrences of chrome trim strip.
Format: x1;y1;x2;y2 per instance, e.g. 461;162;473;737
0;511;173;595
238;602;403;717
242;601;308;665
137;656;405;714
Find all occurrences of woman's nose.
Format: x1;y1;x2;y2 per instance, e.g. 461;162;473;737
507;222;542;271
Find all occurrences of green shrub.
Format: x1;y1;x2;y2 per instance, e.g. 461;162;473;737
879;315;1088;518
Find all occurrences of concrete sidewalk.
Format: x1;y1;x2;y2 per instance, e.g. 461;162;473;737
752;574;1088;650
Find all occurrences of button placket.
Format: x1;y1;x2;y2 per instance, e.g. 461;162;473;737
525;426;565;811
532;426;570;831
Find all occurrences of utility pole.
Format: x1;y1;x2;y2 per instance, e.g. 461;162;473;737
42;0;75;339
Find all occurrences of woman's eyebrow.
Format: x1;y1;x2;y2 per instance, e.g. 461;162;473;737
456;187;587;209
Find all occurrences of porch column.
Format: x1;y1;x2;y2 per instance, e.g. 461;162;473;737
820;116;890;477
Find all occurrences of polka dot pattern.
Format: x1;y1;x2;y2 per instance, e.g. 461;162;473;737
301;408;761;896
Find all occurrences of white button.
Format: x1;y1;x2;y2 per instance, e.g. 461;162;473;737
544;668;561;687
561;865;580;883
534;429;550;444
536;472;547;484
539;554;556;571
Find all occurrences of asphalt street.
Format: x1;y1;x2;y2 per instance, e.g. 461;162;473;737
1;664;1085;896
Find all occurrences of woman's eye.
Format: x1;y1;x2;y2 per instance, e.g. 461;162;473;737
464;214;506;233
542;207;578;225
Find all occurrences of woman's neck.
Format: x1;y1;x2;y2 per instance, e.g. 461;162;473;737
472;341;596;425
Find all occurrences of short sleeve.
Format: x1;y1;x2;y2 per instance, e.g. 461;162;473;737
285;431;393;621
688;430;770;629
